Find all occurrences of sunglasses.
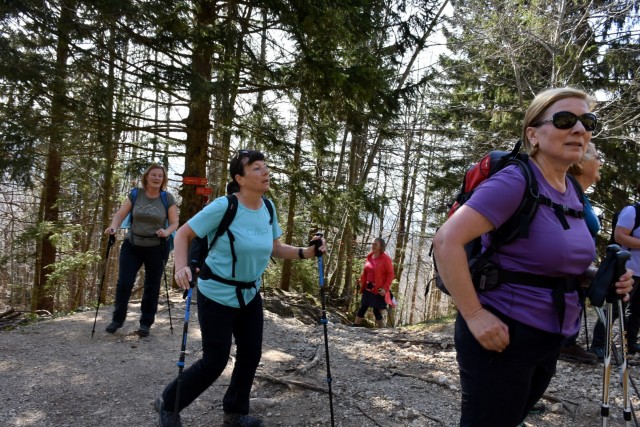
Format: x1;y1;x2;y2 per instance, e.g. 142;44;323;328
533;111;597;132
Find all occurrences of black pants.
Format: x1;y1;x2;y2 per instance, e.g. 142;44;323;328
455;310;563;427
357;290;386;320
357;305;383;320
592;276;640;349
112;239;169;326
162;289;263;415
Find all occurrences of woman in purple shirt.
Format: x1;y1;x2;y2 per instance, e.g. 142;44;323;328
433;87;634;426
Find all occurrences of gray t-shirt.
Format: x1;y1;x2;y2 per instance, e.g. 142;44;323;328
127;189;176;247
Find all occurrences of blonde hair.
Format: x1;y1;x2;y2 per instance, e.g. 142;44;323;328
141;163;168;190
568;142;597;176
522;87;595;157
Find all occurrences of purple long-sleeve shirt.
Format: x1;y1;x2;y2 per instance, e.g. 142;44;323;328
465;161;595;336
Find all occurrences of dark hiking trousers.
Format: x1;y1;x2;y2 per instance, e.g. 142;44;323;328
162;289;263;415
455;310;563;427
112;239;169;326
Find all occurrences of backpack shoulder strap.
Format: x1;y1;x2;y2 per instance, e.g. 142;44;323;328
633;202;640;232
130;188;138;206
489;157;539;248
125;188;139;226
566;174;585;205
262;196;274;225
207;194;238;253
534;173;585;230
160;190;170;218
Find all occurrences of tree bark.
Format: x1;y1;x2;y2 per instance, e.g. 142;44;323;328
179;0;217;224
32;1;74;312
280;92;305;291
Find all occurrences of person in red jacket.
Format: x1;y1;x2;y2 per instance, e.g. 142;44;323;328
353;237;395;327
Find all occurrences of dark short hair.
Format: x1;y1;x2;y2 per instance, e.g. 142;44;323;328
375;237;386;252
227;150;265;194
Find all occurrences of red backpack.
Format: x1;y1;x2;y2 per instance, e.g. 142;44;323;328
430;140;584;295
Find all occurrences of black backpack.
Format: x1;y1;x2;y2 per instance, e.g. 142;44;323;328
431;140;585;295
189;194;274;278
609;202;640;245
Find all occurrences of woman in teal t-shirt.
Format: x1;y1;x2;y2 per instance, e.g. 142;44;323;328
155;150;326;427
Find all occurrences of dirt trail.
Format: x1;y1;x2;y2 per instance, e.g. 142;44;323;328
1;293;637;426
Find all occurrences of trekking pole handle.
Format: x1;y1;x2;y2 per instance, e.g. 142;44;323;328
108;233;116;246
310;233;324;287
615;250;631;300
183;260;198;299
310;233;324;257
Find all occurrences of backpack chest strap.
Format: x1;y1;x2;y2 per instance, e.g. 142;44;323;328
536;194;584;230
199;263;257;309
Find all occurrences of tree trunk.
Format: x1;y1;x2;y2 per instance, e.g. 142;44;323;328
409;159;432;323
180;0;217;223
280;92;305;291
32;1;74;312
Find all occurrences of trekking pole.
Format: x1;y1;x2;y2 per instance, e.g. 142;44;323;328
91;234;116;338
615;251;632;427
160;237;174;334
311;233;335;427
617;297;632;427
174;260;197;424
596;305;640;427
602;300;614;427
583;301;590;350
598;248;632;426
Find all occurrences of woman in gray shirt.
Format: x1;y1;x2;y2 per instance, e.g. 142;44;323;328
104;163;179;337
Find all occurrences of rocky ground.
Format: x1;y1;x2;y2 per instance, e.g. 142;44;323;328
2;290;640;427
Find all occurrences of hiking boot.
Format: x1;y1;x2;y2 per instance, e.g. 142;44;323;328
591;346;605;361
528;401;545;415
223;412;263;427
559;343;597;364
138;324;150;337
154;397;182;427
105;321;123;334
